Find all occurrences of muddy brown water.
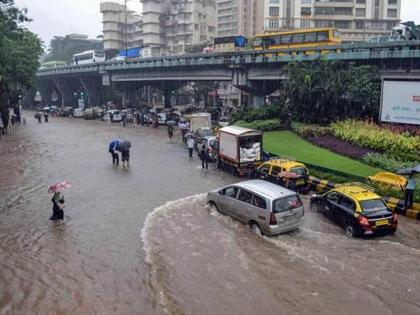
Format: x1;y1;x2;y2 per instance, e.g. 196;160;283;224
1;113;420;315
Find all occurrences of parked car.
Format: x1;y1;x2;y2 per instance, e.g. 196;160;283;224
157;113;167;125
58;107;73;117
254;158;310;194
73;108;84;118
122;109;134;122
83;108;96;120
104;110;122;122
218;117;230;127
198;136;217;161
310;183;398;238
207;180;305;236
194;127;213;148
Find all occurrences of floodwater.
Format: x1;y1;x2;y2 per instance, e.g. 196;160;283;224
1;114;420;315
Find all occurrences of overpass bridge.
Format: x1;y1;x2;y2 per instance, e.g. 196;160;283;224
35;41;420;108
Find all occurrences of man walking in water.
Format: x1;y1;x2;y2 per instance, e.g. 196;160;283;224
187;136;195;159
108;139;120;165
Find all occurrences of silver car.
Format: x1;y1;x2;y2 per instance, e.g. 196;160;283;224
206;180;304;236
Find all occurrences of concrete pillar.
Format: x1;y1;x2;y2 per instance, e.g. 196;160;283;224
37;79;55;105
80;77;103;107
54;78;83;108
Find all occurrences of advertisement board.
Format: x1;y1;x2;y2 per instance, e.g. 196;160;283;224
380;79;420;125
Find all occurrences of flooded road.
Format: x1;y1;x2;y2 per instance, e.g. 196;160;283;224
0;114;234;315
1;114;420;315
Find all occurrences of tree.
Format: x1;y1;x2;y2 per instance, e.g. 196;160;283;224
283;60;381;123
0;0;42;127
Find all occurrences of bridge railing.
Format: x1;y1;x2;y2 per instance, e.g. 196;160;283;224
36;40;420;77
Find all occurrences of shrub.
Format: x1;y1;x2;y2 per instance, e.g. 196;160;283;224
231;105;280;123
291;122;332;138
308;135;376;160
362;153;418;172
234;119;281;131
331;119;420;153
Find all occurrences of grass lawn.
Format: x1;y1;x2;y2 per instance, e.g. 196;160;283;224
264;131;381;178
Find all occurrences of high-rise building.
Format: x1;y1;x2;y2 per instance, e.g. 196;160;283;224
100;1;143;57
264;0;402;42
216;0;264;37
141;0;217;55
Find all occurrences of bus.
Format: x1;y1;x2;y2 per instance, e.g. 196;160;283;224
72;50;105;65
251;28;341;51
213;35;248;52
39;60;67;70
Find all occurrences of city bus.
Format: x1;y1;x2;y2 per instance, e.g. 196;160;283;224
72;50;105;65
39;60;67;70
213;35;248;52
251;28;341;52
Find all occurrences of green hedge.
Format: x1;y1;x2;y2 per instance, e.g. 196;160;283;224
234;119;281;131
331;119;420;153
362;153;418;172
290;122;332;137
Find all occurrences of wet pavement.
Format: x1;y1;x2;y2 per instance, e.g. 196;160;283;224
1;113;420;315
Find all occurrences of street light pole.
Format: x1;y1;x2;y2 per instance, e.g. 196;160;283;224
125;0;128;59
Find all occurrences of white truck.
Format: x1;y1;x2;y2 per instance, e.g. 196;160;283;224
189;113;211;133
217;126;263;176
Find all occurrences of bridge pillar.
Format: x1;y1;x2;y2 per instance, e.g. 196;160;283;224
37;79;56;105
54;78;83;108
80;77;104;107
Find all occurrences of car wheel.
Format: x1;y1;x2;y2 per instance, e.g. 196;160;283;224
249;222;262;236
207;201;219;212
345;223;358;238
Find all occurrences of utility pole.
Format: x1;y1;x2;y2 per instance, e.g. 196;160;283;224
125;0;128;59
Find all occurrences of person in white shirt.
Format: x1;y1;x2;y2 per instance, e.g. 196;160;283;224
187;137;195;159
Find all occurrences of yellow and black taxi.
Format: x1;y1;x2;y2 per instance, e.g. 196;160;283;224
253;158;310;194
310;183;398;237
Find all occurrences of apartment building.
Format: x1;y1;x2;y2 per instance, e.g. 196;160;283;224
100;1;143;56
142;0;217;55
216;0;264;37
265;0;402;42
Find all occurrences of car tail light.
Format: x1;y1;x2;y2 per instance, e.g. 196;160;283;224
392;213;398;222
269;213;277;225
358;215;370;226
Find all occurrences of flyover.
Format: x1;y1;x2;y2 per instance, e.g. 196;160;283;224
35;41;420;108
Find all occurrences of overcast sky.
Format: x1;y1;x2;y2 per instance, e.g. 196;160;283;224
14;0;420;48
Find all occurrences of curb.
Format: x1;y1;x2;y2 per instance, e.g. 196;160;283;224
308;176;420;221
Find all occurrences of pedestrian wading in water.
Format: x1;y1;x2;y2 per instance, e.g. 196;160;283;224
50;192;65;220
109;139;121;166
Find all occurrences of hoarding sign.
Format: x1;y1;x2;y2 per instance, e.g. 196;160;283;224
380;79;420;125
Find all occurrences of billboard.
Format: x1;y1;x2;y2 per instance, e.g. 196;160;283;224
380;79;420;125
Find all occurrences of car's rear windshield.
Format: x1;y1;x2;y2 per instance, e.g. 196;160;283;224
113;111;120;114
272;195;302;213
290;167;307;176
360;199;388;212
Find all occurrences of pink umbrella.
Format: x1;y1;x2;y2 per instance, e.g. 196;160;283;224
48;181;71;194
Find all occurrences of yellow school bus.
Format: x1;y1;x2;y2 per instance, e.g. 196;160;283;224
251;28;341;52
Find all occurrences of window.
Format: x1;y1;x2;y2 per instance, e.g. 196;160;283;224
388;0;397;4
292;33;304;43
269;7;279;16
280;34;291;44
317;31;328;41
355;21;365;30
253;195;267;209
355;8;365;17
360;199;388;212
271;166;282;176
238;189;253;204
387;9;397;18
339;197;355;211
223;186;238;198
301;7;311;16
290;166;307;176
258;164;270;174
301;19;311;28
356;0;366;3
326;192;340;203
273;195;302;213
269;19;279;29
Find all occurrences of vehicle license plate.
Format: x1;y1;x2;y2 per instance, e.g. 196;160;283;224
375;219;388;226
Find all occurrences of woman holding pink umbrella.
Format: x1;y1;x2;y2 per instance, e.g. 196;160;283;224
48;181;70;220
